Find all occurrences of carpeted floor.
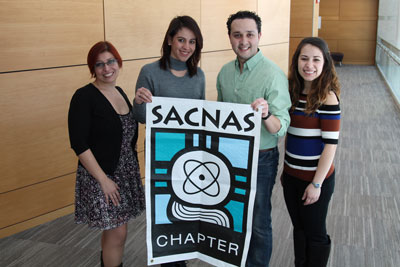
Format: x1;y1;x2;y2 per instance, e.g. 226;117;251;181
1;65;399;267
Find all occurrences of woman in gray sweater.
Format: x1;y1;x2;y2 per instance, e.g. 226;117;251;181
132;15;205;267
132;15;205;123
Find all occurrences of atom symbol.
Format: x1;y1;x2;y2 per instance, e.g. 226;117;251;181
171;150;230;205
182;159;220;197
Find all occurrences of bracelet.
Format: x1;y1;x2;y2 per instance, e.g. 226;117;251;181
262;112;272;120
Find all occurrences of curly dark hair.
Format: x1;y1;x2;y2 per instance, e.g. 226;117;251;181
288;37;340;114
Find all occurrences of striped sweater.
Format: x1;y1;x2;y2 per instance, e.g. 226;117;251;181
283;94;341;181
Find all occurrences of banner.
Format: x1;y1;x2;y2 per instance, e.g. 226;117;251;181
145;97;261;266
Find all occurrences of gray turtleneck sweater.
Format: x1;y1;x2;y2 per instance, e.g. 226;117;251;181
132;58;205;123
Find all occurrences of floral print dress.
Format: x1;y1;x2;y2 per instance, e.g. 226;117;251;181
74;111;145;230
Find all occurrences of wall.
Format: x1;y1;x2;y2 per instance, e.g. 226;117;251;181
376;0;400;108
319;0;379;65
289;0;320;65
0;0;290;238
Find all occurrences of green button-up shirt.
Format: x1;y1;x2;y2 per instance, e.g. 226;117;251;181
217;50;291;149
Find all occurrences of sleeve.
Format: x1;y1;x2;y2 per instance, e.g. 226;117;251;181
319;104;341;144
265;72;291;137
132;65;154;124
216;70;223;102
68;88;92;156
199;68;206;100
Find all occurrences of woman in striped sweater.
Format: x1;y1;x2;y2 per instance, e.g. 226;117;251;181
282;37;341;267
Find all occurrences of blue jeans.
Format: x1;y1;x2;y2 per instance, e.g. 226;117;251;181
245;147;279;267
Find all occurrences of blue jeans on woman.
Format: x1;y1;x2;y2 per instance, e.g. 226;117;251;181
245;147;279;267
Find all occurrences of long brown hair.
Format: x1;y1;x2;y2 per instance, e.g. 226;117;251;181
288;37;340;114
159;15;203;77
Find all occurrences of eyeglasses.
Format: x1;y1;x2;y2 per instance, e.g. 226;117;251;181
94;58;118;69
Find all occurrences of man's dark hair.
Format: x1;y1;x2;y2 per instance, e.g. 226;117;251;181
226;11;262;35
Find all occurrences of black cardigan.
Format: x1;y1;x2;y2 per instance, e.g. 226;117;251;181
68;83;138;175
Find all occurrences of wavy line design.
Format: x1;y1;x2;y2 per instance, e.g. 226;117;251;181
171;201;230;228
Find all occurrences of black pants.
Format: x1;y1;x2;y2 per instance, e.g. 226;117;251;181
282;171;335;244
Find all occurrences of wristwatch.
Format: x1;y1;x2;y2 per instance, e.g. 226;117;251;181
312;182;322;188
262;111;272;120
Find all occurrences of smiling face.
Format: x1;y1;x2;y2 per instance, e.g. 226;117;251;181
94;51;119;85
229;18;261;67
298;44;325;88
169;27;196;62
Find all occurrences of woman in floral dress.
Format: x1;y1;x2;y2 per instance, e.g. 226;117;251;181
68;41;145;267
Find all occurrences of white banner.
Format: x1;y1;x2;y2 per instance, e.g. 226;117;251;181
145;97;261;266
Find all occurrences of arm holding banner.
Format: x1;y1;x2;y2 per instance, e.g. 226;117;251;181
259;72;291;138
250;98;281;134
135;87;153;105
132;65;154;123
216;60;291;138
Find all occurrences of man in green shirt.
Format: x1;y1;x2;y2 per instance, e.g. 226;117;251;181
217;10;291;267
